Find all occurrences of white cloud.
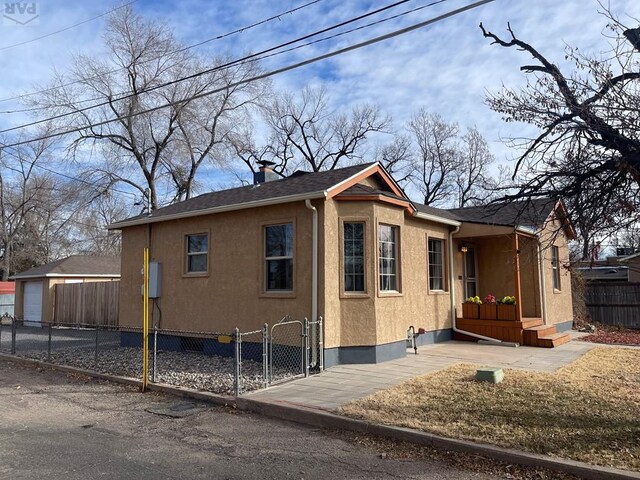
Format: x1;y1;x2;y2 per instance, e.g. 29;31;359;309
1;0;639;189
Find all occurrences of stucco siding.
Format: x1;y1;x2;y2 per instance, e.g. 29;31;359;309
540;222;574;325
119;201;316;333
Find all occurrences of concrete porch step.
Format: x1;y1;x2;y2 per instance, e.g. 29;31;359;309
536;332;571;348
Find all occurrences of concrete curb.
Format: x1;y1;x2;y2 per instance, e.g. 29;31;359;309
2;354;638;480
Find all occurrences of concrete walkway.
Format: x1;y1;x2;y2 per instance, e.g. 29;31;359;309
250;339;596;410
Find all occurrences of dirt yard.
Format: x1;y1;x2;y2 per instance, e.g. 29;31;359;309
340;347;640;472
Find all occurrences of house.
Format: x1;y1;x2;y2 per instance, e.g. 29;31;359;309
109;162;574;366
576;252;639;282
616;252;640;283
0;281;15;318
11;256;120;326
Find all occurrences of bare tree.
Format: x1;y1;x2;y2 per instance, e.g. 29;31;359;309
377;134;413;184
249;86;388;175
407;109;460;206
453;127;495;207
70;193;128;256
479;11;640;235
0;133;82;279
31;6;268;210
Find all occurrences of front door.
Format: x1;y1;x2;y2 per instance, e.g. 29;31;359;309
464;247;477;299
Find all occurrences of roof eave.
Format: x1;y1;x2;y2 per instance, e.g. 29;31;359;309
412;211;461;227
108;190;328;230
10;273;121;280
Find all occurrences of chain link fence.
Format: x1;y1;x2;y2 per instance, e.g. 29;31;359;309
1;316;324;396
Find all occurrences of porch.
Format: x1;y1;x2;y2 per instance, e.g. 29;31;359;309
453;226;571;347
454;317;571;347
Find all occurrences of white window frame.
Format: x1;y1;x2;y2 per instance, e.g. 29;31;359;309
551;245;561;291
378;224;399;292
185;233;208;274
343;221;366;293
428;237;446;292
264;223;294;292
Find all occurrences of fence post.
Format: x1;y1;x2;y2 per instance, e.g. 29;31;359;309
304;318;310;378
233;327;241;396
262;323;269;388
47;323;52;361
94;326;99;369
152;325;158;383
11;317;16;355
319;316;324;371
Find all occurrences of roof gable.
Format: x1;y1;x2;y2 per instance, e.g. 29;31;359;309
110;162;412;229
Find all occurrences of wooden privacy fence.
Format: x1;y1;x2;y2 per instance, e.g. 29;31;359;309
584;282;640;329
54;281;119;327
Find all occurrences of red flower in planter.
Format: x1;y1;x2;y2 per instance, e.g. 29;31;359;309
483;294;497;304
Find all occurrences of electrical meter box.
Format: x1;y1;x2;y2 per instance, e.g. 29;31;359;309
148;261;161;298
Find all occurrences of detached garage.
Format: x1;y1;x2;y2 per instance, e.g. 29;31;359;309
11;256;120;326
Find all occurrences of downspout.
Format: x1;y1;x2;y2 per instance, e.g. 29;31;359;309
305;200;318;323
537;240;548;325
448;226;516;346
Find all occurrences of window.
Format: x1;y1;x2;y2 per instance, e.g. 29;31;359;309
344;222;365;292
551;245;561;290
186;233;208;273
265;223;294;291
428;238;445;291
378;224;398;291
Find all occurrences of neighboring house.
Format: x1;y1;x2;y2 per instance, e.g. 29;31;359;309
617;252;640;283
0;281;16;318
11;256;120;326
576;254;635;282
109;162;575;367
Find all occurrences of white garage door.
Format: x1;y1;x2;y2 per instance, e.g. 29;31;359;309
23;281;43;327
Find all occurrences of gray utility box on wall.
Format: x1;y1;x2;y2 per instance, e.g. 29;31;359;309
148;261;162;298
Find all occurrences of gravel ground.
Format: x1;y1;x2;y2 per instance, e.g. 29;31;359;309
17;346;295;395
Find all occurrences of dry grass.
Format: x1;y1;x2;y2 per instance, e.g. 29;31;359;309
339;347;640;472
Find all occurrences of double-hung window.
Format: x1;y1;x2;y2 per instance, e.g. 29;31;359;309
378;224;398;291
428;238;445;291
265;223;294;291
551;245;561;290
344;222;365;292
186;233;208;274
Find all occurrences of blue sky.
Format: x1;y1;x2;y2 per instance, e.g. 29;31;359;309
1;0;640;191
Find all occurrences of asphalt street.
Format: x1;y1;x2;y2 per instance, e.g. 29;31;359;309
0;360;492;480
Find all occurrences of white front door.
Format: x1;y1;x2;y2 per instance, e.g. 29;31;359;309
23;281;43;327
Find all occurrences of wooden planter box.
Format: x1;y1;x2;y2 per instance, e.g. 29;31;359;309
462;303;479;319
479;304;497;320
497;304;517;321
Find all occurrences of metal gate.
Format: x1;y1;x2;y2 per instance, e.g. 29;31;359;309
268;317;324;385
269;319;304;385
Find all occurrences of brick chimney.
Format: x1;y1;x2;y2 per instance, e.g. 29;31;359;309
254;160;279;185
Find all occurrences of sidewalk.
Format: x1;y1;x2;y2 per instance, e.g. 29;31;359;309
249;339;596;410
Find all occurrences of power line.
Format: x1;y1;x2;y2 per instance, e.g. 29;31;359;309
0;0;428;134
0;0;496;150
0;1;139;52
0;0;410;118
0;145;139;198
0;0;325;106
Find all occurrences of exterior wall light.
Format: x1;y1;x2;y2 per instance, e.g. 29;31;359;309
459;245;468;253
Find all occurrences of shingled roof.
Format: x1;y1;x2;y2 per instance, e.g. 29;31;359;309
413;203;464;223
447;198;558;229
11;256;121;279
110;163;378;229
108;161;565;232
